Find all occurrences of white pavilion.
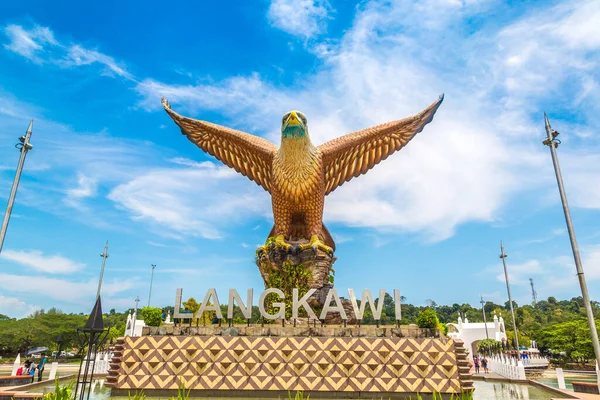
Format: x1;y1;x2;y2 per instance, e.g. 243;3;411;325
447;313;507;360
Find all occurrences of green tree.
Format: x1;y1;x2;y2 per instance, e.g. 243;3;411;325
536;319;600;365
140;307;162;327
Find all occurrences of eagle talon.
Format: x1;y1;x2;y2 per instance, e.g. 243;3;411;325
300;235;334;255
273;234;292;251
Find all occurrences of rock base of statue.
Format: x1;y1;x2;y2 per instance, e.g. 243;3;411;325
256;237;356;324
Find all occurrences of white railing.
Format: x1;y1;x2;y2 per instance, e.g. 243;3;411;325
522;354;549;368
488;355;526;380
92;351;113;374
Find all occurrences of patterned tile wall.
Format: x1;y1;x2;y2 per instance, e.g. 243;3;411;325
107;336;468;394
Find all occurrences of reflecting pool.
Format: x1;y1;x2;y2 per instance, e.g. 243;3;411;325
472;381;560;399
536;375;597;391
72;379;561;400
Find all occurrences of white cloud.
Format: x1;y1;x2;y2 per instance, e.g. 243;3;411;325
560;152;600;209
0;294;40;318
107;162;270;239
2;24;131;79
495;259;544;285
62;45;133;79
524;228;566;245
146;241;167;247
3;24;57;63
470;0;600;126
0;249;84;274
267;0;332;39
580;245;600;280
64;173;97;209
0;273;134;303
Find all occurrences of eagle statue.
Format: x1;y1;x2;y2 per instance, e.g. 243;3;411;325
162;95;443;255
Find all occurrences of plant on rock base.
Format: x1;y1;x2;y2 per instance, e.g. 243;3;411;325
264;260;312;320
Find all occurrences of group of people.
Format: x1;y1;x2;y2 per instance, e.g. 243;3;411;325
473;355;488;374
15;352;48;382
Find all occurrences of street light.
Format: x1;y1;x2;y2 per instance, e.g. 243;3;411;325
0;120;34;255
480;295;489;340
499;242;521;359
96;242;109;300
542;113;600;372
132;295;140;337
148;264;156;307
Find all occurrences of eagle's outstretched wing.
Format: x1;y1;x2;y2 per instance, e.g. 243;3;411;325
162;98;278;193
318;95;444;195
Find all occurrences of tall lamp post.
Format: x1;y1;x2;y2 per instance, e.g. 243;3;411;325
499;242;521;359
543;114;600;371
132;295;140;337
0;120;34;254
480;295;489;340
147;264;156;307
96;242;109;300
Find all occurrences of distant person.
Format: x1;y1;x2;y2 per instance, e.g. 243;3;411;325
37;353;48;382
24;360;32;375
473;356;480;374
29;362;37;383
481;357;488;373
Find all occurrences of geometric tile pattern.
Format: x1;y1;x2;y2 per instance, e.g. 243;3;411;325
107;336;469;394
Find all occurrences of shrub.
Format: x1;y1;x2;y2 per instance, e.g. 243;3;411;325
43;379;73;400
140;307;162;327
477;338;502;351
169;379;190;400
438;322;448;335
128;390;146;400
416;308;439;329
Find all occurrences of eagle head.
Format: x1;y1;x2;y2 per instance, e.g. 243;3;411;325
281;110;307;139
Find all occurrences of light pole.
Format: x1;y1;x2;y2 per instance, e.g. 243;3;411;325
543;113;600;371
499;242;521;359
0;120;34;254
480;295;489;340
132;295;140;337
147;264;156;307
96;242;109;300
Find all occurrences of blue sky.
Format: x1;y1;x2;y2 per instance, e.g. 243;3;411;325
1;0;600;318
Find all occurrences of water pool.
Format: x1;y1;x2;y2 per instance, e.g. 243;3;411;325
471;381;559;399
72;379;561;400
536;376;597;391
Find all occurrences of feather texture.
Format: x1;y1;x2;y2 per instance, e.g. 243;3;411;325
318;95;444;195
162;99;278;193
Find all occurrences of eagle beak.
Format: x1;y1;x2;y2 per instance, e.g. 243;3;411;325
286;111;301;127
